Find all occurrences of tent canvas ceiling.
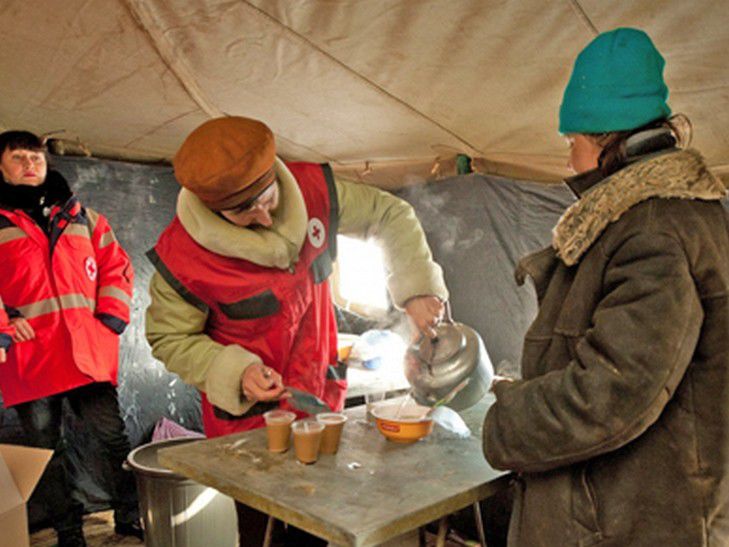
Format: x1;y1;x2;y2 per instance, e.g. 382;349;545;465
1;0;728;187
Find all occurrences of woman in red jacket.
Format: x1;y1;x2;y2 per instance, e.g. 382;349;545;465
0;130;141;547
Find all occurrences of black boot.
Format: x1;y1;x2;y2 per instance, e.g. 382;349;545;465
115;520;144;541
57;528;87;547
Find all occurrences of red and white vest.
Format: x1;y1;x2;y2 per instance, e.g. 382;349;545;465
150;162;345;437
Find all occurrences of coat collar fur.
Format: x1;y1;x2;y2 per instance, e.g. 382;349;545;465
176;157;308;269
553;149;726;266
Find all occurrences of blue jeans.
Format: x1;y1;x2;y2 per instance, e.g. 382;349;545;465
14;382;139;534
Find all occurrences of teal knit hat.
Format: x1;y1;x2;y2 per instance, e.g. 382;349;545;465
559;28;671;134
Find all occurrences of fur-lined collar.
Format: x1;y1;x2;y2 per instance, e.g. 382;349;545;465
0;169;72;211
176;157;308;269
553;149;726;266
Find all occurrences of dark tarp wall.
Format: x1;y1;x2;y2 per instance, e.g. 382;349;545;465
51;155;204;445
403;174;729;372
0;158;578;526
17;157;724;528
399;174;575;373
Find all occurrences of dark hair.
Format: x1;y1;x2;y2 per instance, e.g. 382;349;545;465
590;114;692;177
0;130;46;155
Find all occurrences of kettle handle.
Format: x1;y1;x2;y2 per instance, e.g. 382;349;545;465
413;301;453;370
421;301;453;366
442;300;454;325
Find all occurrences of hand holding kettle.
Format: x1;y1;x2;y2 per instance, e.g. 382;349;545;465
404;295;445;338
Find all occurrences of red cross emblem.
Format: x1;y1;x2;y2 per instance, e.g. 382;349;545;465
307;218;326;249
85;256;98;281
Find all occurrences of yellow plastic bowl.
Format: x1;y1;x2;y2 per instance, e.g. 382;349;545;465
371;403;434;443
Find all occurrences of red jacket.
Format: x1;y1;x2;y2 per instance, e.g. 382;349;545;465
150;162;343;436
0;195;134;406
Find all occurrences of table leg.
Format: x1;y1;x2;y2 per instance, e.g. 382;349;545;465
473;501;488;547
263;515;274;547
435;517;448;547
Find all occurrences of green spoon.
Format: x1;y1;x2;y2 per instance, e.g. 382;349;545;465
426;378;470;417
287;387;331;415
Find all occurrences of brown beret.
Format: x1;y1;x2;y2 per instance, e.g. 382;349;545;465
173;116;276;211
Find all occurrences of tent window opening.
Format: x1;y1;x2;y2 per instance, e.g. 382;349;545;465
332;235;389;317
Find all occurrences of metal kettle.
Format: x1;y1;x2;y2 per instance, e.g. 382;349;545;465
404;303;494;410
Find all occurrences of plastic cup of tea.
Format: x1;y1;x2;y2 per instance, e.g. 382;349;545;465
291;420;325;464
316;412;348;454
263;410;296;453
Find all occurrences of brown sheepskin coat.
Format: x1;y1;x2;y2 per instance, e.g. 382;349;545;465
483;149;729;546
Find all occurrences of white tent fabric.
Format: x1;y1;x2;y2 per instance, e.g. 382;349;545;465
1;1;728;186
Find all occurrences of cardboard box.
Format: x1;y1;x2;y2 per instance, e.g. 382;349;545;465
0;444;53;547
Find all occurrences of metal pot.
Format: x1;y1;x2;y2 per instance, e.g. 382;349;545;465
404;304;493;410
125;438;238;546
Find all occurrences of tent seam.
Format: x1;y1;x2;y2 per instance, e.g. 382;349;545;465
119;0;331;161
566;0;600;35
120;0;224;118
242;0;485;158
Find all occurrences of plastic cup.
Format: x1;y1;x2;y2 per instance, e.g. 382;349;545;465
316;413;348;454
263;410;296;453
291;420;325;464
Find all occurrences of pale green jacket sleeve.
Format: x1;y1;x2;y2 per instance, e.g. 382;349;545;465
145;271;259;415
335;176;449;307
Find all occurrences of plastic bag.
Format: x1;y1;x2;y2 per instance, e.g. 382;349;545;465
349;329;405;370
430;406;471;439
151;417;205;442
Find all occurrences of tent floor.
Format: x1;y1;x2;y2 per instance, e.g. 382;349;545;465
29;511;478;546
30;511;143;546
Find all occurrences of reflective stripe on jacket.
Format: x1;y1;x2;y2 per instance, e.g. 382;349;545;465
149;162;343;437
0;198;134;406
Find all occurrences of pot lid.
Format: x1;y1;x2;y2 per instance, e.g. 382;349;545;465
416;324;466;365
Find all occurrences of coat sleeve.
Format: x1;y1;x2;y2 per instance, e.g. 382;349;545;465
0;295;13;351
483;232;703;473
86;209;134;334
334;176;448;307
145;272;261;415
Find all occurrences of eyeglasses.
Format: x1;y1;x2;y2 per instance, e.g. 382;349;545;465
224;180;279;215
